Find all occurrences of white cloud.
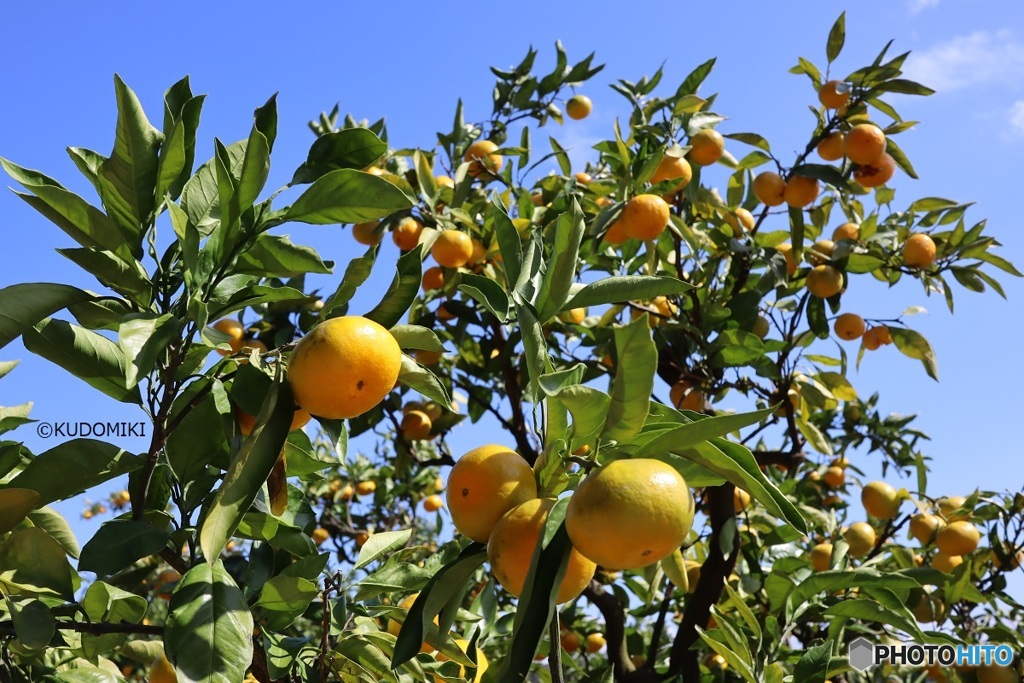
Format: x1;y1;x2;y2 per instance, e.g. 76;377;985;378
903;30;1024;91
909;0;941;14
1008;101;1024;137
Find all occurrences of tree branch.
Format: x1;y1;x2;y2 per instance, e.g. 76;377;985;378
490;319;538;464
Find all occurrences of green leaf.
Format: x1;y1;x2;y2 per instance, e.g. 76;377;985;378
166;383;231;483
285;169;412;224
872;79;935;96
235;96;275;211
81;581;148;659
0;283;92;351
548;137;572;176
181;139;246;235
354;529;414;571
236;234;333;278
255;574;320;630
675;58;716;98
603;316;656;442
492;196;524;288
561;275;690;311
23;318;141;403
536;201;586;321
157;78;205;201
57;248;152;306
321;245;378;319
0;403;33;436
826;12;846;63
9;598;55;650
888;327;938;380
515;301;550;402
166;560;254;683
884;137;918;180
816;372;857;401
67;147;107;193
0;527;75;600
25;507;79;559
199;381;294;561
795;640;833;683
634;408;775;457
364;246;423;329
78;519;170;577
0;359;19;380
724;133;771;152
0;489;41;534
118;313;180;389
793;163;849;190
458;273;510;322
8;438;143;507
388;325;445;353
397;355;452;410
292;128;387;184
825;598;925;640
541;384;611;449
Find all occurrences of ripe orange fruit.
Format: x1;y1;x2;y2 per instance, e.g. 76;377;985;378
931;552;962;573
903;233;937;268
775;243;798;276
650;154;693;193
574;171;592;185
688;129;725;166
669;380;690;409
734;488;751;513
436;175;456;189
935;521;980;556
833;313;866;340
818;80;851;109
806;239;835;265
817;131;846;161
434;639;489;683
447;445;537;543
401;410;432;440
560;307;587;325
806;265;844;298
355;531;371;547
387;593;438;654
464;140;503;177
784;176;820;208
423;494;443;512
862;326;892;351
753;172;786;207
488;498;596;604
432;229;474;268
415;349;442;365
393;217;423;251
679;389;705;412
977;665;1020;683
560;631;581;653
620;194;670;240
352;221;382;246
566;458;695;569
149;652;178;683
853;152;896;188
844;124;886;165
832;222;860;242
436;304;456;322
937;496;971;522
566;95;592;120
236;406;311;436
810;543;833;571
212;319;246;356
468;238;487;266
356;481;376;496
422;266;445;292
289;316;401;419
862;481;901;520
823;466;846;488
909;513;944;544
585;633;606;654
844;522;876;558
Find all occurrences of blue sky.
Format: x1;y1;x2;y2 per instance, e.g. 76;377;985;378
0;1;1022;594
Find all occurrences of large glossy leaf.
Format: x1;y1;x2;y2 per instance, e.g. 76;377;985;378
284;169;412;224
0;283;92;351
321;244;378;319
0;403;33;436
492;196;523;287
353;529;413;571
81;581;148;659
25;507;79;559
888;327;938;381
199;381;294;561
118;313;180;389
457;273;510;322
0;527;76;600
255;574;320;630
166;383;231;482
23;318;141;403
633;407;775;457
57;248;152;306
397;355;452;410
166;560;254;683
602;316;656;442
536;201;585;321
157;76;205;201
388;325;445;353
235;234;333;278
560;275;691;311
364;245;423;329
516;301;550;400
0;488;40;534
291;128;387;184
78;519;170;577
8;438;143;507
9;598;55;650
181;139;246;235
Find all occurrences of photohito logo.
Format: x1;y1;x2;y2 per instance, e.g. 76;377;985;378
848;637;1015;671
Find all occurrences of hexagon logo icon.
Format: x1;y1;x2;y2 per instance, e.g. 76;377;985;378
849;637;875;671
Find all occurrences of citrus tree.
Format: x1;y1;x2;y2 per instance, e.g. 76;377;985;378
0;14;1022;683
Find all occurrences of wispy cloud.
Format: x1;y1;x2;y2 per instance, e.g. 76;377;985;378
903;30;1024;91
1008;101;1024;137
908;0;941;14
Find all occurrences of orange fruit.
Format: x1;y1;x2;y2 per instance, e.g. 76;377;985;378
415;349;442;365
434;639;489;683
387;593;438;654
464;140;503;177
585;633;606;653
806;239;835;265
823;466;846;488
909;513;944;544
775;243;798;276
734;488;751;513
832;222;860;242
436;304;456;322
903;233;937;268
574;171;592;185
937;496;971;522
468;238;487;266
844;522;876;558
810;543;833;571
352;221;382;246
423;494;444;512
422;266;445;292
356;481;376;496
680;389;705;412
668;380;690;409
833;313;866;340
560;631;581;653
619;194;670;240
784;176;820;208
688;129;725;166
393;217;423;251
560;307;587;325
488;498;597;604
236;406;311;435
931;552;962;573
853;152;896;188
447;445;538;543
566;459;695;569
862;326;892;351
752;315;770;339
817;131;846;161
844;124;886;165
288;316;401;419
401;410;432;440
149;652;178;683
212;319;246;356
935;521;980;556
603;219;630;244
650;154;693;193
818;80;851;109
753;171;786;207
355;531;371;546
432;230;474;268
862;481;901;520
806;265;844;298
436;175;456;189
566;95;592;120
977;666;1020;683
